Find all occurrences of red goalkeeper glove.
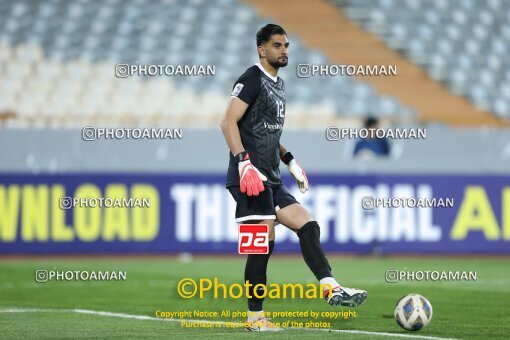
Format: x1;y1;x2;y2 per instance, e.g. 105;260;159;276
236;151;267;196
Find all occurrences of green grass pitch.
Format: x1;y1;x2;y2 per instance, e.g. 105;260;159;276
0;256;509;339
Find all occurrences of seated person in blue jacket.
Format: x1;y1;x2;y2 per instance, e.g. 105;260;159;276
353;117;390;159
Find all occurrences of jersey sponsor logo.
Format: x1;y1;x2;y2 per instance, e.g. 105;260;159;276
263;122;282;130
238;224;269;254
231;83;244;97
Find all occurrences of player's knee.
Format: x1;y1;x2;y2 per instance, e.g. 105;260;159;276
241;219;275;241
289;212;314;232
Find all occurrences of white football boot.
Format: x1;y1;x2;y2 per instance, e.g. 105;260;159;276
323;285;368;307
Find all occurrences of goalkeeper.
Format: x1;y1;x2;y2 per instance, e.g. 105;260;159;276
220;24;367;332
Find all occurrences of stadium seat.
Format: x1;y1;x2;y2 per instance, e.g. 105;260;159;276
332;0;510;119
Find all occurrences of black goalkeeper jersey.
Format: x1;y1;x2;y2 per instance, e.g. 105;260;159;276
225;63;286;188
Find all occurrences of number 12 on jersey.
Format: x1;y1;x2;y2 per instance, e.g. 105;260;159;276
276;100;284;118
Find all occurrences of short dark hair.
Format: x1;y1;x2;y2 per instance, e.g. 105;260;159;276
256;24;287;47
364;117;379;128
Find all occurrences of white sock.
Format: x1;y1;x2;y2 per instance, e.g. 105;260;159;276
247;310;264;321
320;277;340;290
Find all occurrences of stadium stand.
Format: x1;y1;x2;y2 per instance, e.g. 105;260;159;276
0;0;413;128
330;0;510;121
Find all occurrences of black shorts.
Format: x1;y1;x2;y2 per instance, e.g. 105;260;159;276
228;184;299;223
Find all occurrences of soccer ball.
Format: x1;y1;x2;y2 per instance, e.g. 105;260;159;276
394;294;433;331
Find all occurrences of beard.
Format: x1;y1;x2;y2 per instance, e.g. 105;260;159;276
268;55;288;68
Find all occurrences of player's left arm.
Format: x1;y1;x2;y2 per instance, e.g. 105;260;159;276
279;143;309;193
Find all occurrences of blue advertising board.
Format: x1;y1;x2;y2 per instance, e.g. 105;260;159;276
0;174;508;254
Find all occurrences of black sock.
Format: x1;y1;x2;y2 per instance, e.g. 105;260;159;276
245;240;274;312
298;221;332;280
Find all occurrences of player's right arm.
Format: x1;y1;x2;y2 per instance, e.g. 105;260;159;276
220;97;267;196
219;97;248;157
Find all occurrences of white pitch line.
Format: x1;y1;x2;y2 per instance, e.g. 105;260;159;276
0;308;60;313
0;308;457;340
291;326;458;339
